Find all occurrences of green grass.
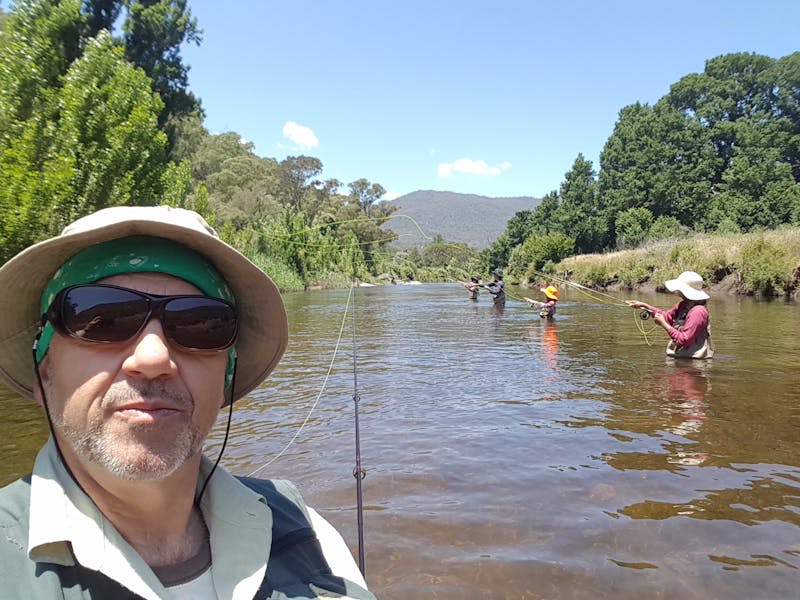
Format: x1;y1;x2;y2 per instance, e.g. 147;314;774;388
553;227;800;298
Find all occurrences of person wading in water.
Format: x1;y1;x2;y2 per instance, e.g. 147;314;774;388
481;269;506;306
525;285;558;319
627;271;714;359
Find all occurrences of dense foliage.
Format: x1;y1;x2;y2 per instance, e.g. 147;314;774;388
488;52;800;284
1;2;798;293
0;0;172;261
0;0;398;287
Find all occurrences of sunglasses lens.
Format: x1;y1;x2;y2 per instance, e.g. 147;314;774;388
60;286;149;342
162;297;237;350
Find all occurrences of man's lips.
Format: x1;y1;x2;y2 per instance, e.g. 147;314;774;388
112;402;186;417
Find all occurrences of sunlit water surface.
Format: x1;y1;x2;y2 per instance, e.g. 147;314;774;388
1;283;798;599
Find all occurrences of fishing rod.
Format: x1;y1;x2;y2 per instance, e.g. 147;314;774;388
350;261;367;577
244;280;370;574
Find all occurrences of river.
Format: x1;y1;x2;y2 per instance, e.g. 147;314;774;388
1;283;798;599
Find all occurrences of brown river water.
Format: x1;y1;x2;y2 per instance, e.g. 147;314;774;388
1;283;798;599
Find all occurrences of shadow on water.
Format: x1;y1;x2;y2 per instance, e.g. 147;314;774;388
1;283;798;598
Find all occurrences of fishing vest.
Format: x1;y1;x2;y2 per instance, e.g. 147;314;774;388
539;302;555;319
0;475;376;600
666;303;714;359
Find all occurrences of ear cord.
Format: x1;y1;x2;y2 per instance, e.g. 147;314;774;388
32;324;79;485
195;357;237;507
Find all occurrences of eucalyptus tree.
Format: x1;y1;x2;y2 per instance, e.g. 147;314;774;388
190;131;255;181
168;113;209;164
205;154;282;226
348;178;386;217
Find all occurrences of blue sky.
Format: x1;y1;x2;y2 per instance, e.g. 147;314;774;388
181;1;799;201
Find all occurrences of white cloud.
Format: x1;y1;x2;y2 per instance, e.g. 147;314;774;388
282;121;319;149
383;190;401;201
437;157;511;177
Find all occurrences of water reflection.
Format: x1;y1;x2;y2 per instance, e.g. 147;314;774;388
1;284;798;598
524;320;560;400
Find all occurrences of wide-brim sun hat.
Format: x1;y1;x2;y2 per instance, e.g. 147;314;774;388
540;286;558;301
0;205;288;402
664;271;710;301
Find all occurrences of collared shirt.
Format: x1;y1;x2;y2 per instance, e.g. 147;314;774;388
27;438;367;599
658;300;710;347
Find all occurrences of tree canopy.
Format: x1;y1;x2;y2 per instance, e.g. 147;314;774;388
0;0;398;285
0;2;170;261
490;51;800;281
2;3;798;290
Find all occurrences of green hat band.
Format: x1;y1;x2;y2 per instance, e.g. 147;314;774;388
37;236;237;387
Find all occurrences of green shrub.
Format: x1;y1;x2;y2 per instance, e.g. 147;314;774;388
248;252;304;291
668;242;701;271
648;215;688;241
578;263;612;287
510;232;574;279
714;218;741;235
738;237;789;295
615;207;653;249
617;257;653;287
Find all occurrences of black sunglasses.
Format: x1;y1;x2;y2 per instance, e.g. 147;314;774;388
44;284;238;351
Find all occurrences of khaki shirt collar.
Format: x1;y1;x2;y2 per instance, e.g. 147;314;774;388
28;438;273;600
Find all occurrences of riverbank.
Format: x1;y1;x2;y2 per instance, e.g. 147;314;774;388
538;226;800;300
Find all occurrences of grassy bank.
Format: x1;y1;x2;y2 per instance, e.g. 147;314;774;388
547;226;800;298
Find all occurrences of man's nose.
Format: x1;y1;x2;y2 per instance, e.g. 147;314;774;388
121;319;178;380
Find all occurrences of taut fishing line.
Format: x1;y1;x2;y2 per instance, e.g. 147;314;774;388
243;266;369;575
246;285;355;477
526;268;659;343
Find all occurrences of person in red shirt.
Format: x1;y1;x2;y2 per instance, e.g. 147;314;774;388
627;271;714;359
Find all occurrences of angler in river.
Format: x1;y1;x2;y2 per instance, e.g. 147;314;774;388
0;206;375;599
460;276;481;300
480;269;506;306
524;285;559;319
626;271;715;359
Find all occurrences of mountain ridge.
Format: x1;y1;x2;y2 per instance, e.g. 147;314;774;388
382;190;540;250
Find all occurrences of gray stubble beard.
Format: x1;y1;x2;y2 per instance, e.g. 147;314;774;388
49;379;205;481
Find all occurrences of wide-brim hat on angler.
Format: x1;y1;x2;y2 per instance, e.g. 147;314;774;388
664;271;710;301
541;285;559;300
0;205;288;403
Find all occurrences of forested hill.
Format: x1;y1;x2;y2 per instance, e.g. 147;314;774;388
384;191;539;249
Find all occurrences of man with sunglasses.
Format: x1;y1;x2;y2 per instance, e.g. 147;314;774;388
0;206;376;599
